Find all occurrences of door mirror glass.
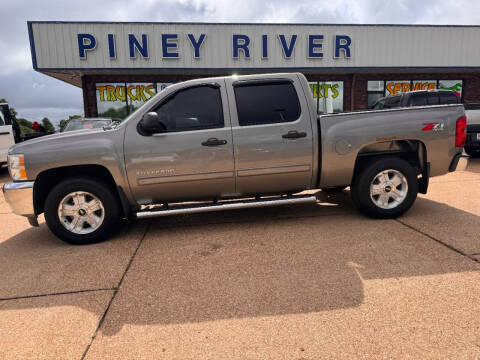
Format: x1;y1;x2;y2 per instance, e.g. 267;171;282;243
138;112;166;135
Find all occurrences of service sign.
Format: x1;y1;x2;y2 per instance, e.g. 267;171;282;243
385;80;463;97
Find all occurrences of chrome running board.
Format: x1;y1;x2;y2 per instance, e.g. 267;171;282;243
136;195;317;219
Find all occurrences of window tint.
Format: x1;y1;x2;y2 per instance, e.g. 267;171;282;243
439;92;459;104
427;92;439;105
152;85;224;132
409;94;427;106
234;81;301;126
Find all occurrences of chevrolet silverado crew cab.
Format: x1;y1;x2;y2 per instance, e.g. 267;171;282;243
3;73;468;245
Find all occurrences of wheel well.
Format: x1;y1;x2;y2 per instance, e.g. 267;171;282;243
34;165;124;216
353;140;427;183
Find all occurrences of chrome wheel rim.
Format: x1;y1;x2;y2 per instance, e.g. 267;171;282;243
369;169;408;210
57;191;105;234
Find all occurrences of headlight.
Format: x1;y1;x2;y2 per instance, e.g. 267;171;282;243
7;154;27;181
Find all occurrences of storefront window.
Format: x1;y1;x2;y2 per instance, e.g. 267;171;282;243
367;80;464;108
126;83;157;114
438;80;463;98
96;82;172;119
309;81;344;114
157;82;173;92
308;82;319;114
412;80;436;92
384;80;411;96
96;83;129;119
367;81;383;92
368;93;384;109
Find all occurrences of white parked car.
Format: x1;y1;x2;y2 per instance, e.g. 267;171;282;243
0;103;17;166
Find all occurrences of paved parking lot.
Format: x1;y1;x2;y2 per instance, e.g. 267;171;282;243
0;160;479;359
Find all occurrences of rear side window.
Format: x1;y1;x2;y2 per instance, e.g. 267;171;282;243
427;93;439;105
234;81;301;126
152;85;224;132
439;92;459;104
409;94;427;106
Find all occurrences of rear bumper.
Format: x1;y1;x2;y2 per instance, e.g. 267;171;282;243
449;154;469;172
2;181;35;217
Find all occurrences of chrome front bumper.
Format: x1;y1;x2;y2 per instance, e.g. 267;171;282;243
2;181;35;218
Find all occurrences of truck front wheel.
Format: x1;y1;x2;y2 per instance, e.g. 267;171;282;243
351;157;418;219
44;177;121;245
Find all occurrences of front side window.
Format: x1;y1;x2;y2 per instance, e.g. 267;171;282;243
0;109;4;126
234;81;301;126
152;85;224;132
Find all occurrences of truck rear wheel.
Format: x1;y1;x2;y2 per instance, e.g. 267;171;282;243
351;157;418;219
44;177;120;245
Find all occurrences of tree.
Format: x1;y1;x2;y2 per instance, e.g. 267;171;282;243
59;120;69;132
15;118;34;134
41;117;55;133
59;115;81;132
0;98;17;116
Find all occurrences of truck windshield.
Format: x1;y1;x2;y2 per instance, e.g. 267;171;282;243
373;100;385;110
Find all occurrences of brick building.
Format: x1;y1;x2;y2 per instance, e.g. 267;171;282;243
28;22;480;118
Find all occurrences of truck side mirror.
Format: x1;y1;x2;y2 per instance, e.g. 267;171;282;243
138;112;166;135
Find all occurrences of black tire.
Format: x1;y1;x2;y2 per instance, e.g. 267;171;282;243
321;186;347;192
464;146;480;158
351;157;418;219
44;177;120;245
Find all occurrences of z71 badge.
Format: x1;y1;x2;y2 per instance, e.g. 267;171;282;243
422;122;445;131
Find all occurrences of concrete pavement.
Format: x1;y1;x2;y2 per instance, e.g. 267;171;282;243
0;160;479;359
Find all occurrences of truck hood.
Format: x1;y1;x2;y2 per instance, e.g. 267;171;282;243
7;125;127;182
9;128;112;154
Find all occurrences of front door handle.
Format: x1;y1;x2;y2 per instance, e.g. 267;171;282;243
282;130;307;139
202;138;227;146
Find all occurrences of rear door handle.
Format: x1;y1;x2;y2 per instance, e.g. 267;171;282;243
202;138;227;146
282;130;307;139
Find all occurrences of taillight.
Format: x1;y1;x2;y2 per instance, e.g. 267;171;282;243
455;115;467;147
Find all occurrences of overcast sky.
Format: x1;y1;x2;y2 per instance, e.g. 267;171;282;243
1;0;479;125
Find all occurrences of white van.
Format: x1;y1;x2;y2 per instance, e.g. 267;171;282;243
0;103;16;165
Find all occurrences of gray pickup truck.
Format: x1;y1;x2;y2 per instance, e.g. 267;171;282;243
3;73;468;245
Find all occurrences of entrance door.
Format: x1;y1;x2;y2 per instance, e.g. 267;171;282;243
124;82;236;204
225;77;314;195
